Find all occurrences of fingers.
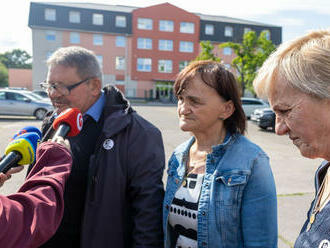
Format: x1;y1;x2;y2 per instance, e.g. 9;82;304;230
49;137;71;151
0;173;8;187
0;166;24;188
6;166;24;175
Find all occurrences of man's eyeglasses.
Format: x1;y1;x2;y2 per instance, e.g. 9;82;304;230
40;77;91;96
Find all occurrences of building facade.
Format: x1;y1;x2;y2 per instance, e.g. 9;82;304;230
8;69;33;90
28;2;282;99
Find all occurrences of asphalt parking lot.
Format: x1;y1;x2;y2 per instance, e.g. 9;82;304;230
0;105;322;248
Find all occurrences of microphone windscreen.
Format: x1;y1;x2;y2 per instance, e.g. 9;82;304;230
11;126;42;140
4;132;40;165
52;108;83;137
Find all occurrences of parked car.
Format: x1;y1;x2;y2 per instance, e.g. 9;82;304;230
5;87;28;90
241;97;269;118
251;108;276;130
33;90;49;98
0;89;53;120
26;91;51;102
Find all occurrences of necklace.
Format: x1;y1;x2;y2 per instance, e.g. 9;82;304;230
308;166;330;230
187;151;208;175
190;157;207;166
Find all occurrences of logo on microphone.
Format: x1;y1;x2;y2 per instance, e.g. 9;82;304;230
77;113;83;131
103;139;114;150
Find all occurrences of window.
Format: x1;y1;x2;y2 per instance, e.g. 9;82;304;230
179;41;194;53
159;40;173;51
116;36;126;47
180;22;194;33
7;92;28;101
158;60;172;73
69;11;80;23
93;13;103;25
205;24;214;35
116;56;125;70
137;18;152;30
0;92;5;100
263;29;271;40
96;55;103;68
126;88;136;97
159;20;174;32
46;31;56;41
116;16;126;27
225;26;233;37
45;8;56;21
137;58;152;72
223;47;232;55
70;32;80;44
179;61;189;71
93;34;103;46
244;27;252;34
137;38;152;50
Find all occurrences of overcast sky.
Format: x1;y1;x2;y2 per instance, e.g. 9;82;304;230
1;0;330;54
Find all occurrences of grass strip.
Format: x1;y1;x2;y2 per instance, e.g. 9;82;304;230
278;234;294;248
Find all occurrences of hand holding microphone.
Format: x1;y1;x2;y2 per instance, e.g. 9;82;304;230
0;108;82;186
0;127;42;186
0;167;24;187
50;108;83;151
0;132;40;186
0;132;40;173
51;108;83;142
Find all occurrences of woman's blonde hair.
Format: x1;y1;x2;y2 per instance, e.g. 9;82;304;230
253;29;330;99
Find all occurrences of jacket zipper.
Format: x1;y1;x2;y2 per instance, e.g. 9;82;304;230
88;134;106;202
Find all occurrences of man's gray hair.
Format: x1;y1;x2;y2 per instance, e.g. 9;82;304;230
253;29;330;99
47;46;102;80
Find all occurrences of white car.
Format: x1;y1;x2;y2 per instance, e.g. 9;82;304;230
241;97;269;119
0;89;53;120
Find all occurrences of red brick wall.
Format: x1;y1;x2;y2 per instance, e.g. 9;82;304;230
8;68;33;90
131;3;200;81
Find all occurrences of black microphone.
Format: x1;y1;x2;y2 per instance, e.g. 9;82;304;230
0;133;40;174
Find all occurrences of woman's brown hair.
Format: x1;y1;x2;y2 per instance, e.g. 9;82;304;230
174;60;246;134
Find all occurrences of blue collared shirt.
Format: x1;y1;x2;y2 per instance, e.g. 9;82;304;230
85;91;105;122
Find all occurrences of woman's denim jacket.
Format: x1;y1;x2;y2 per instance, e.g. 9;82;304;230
163;133;278;248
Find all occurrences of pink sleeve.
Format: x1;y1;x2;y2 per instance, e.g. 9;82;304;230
0;142;72;248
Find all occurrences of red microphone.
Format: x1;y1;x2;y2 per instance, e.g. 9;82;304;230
52;108;83;141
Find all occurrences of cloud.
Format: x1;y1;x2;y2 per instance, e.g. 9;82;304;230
275;18;305;26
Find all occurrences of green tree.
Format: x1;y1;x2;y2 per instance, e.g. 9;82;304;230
0;62;8;87
219;31;276;96
195;41;221;62
0;49;32;69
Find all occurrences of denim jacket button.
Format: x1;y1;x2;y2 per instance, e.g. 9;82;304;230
202;241;207;246
165;204;169;210
175;179;179;184
202;211;206;216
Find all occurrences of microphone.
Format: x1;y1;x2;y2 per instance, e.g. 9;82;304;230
11;126;42;140
0;132;40;174
52;108;83;141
